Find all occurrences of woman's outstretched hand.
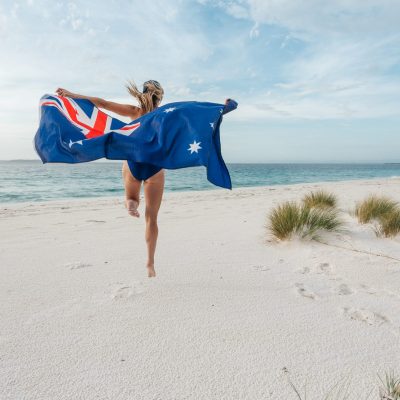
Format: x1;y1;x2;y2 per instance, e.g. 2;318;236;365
56;88;75;97
222;98;238;115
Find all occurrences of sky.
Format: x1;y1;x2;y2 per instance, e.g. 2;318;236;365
0;0;399;162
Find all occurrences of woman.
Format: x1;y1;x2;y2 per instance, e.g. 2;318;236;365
56;82;231;278
56;80;165;278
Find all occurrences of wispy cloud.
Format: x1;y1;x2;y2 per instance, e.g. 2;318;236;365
215;0;400;119
0;0;399;160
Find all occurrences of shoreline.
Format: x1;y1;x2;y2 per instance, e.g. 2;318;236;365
2;175;400;208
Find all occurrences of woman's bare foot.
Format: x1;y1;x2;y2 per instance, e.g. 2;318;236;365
125;199;140;217
147;264;156;278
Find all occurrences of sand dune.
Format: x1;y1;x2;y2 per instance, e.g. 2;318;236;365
1;178;400;399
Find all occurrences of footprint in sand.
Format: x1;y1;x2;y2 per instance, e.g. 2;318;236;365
360;284;378;295
110;282;146;300
317;262;333;275
63;261;92;270
336;283;354;296
298;262;335;277
295;283;317;300
342;307;389;326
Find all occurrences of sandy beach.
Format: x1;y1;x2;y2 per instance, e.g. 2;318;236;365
1;178;400;399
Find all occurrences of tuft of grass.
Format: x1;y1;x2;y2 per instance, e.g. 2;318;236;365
355;195;398;224
379;371;400;400
303;190;338;209
297;206;342;240
375;209;400;238
283;370;400;399
268;202;300;240
287;375;351;400
268;202;343;241
355;195;400;238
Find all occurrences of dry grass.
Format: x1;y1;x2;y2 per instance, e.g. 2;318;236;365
303;190;338;209
355;195;398;224
268;201;343;241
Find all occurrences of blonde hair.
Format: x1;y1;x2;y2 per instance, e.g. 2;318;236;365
126;79;164;114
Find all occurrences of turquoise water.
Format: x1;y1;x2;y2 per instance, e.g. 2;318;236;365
1;160;400;203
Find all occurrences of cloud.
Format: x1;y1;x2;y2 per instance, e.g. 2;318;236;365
1;0;399;160
197;0;249;19
247;0;400;40
249;22;259;38
208;0;400;119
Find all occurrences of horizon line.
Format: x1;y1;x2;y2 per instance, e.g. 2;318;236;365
1;159;400;165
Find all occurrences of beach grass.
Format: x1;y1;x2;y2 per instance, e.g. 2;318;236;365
355;195;400;238
355;195;398;224
287;376;352;400
379;371;400;399
268;202;299;240
374;209;400;238
287;370;400;399
268;201;342;241
302;190;338;209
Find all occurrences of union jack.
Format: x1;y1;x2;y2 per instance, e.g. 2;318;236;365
40;95;140;139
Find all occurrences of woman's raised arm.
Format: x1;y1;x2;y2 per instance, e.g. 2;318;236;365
55;88;141;120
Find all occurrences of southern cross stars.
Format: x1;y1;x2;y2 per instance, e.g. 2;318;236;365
68;139;83;148
188;140;202;154
164;107;176;113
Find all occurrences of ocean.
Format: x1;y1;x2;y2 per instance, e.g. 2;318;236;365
1;160;400;203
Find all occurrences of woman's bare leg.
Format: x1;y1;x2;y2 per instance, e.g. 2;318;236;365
122;161;142;217
143;170;165;277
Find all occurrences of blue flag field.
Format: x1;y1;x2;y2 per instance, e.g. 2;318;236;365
34;95;238;189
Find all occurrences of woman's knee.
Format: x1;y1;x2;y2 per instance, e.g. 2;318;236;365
145;209;158;224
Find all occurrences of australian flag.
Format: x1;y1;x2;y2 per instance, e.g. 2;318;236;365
34;94;238;189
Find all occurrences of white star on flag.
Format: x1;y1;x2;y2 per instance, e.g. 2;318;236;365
188;140;202;154
210;122;214;128
68;139;83;148
164;107;176;113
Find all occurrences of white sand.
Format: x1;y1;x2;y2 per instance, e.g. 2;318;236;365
1;178;400;399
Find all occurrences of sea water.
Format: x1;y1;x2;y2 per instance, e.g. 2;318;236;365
1;160;400;203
